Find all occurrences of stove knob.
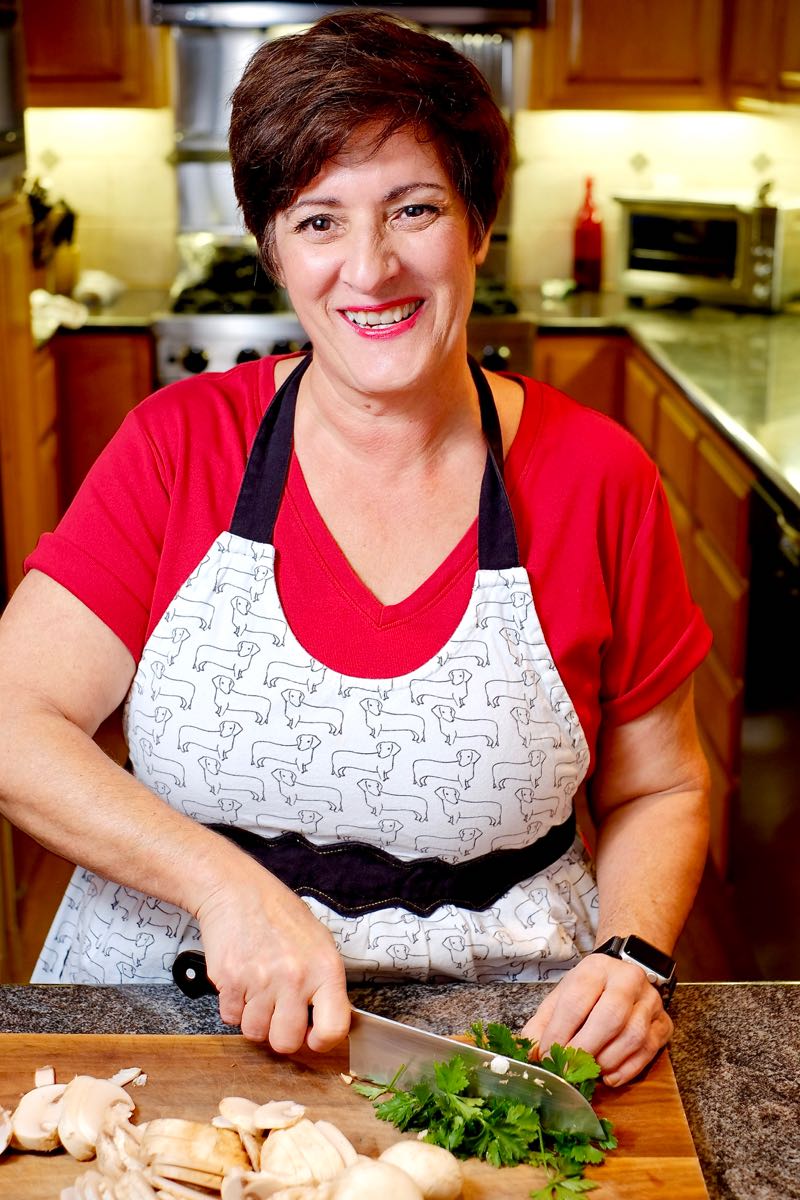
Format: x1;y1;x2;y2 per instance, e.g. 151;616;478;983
480;344;511;372
181;346;209;374
270;339;297;355
236;347;262;364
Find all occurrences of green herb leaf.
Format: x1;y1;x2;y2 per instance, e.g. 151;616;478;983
538;1044;601;1100
433;1055;472;1095
469;1019;534;1061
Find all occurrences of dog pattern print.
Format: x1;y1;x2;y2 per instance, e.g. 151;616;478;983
33;534;597;986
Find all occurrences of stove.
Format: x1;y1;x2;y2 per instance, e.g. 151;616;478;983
153;235;534;385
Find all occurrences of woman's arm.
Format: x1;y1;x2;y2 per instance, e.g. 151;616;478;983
522;676;710;1085
0;571;350;1051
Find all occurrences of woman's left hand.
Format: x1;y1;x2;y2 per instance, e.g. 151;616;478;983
520;953;673;1087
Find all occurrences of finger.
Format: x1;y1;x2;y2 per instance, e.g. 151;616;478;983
559;966;658;1059
527;973;606;1056
600;1017;672;1088
268;992;314;1055
216;985;246;1029
239;994;276;1044
596;1008;672;1084
307;980;352;1053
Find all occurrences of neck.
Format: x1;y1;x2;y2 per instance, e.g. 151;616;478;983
293;348;482;471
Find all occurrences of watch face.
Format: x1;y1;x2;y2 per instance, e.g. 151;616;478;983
624;935;675;979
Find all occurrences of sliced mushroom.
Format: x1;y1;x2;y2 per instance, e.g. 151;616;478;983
140;1118;249;1177
241;1131;264;1171
58;1076;136;1161
0;1105;12;1155
313;1123;357;1169
378;1142;463;1200
252;1102;306;1132
35;1065;57;1088
147;1172;223;1199
11;1081;68;1151
219;1097;260;1134
108;1068;143;1089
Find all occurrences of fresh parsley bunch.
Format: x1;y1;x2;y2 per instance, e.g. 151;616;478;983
353;1021;616;1200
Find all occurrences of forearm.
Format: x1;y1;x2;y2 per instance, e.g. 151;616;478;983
592;784;709;953
0;702;257;918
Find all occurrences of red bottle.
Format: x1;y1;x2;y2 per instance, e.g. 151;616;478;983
573;176;603;291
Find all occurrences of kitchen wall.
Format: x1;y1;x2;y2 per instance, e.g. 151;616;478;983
23;107;178;290
510;106;800;291
22;103;800;296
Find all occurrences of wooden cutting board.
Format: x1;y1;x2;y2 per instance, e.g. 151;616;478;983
0;1033;708;1198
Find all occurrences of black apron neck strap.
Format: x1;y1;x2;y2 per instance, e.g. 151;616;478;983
230;352;520;571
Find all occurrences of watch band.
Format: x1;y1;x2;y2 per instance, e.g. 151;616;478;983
592;934;677;1009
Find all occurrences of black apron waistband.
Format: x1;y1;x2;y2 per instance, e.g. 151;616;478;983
208;813;576;917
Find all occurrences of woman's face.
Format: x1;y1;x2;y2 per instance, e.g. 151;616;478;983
272;126;489;400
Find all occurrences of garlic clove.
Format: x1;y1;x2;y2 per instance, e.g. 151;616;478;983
58;1076;135;1161
11;1081;68;1151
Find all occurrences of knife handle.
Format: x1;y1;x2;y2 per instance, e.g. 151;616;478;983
172;949;217;998
171;950;315;1026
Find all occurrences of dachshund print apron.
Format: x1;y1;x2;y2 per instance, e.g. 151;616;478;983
33;356;598;986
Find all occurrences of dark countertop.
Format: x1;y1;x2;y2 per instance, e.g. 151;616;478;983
1;982;798;1200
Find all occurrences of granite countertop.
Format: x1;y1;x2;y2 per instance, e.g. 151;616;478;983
1;981;798;1200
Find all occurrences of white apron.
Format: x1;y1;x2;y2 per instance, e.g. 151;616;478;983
33;356;598;985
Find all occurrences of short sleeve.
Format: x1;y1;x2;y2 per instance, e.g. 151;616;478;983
599;469;711;725
24;408;171;659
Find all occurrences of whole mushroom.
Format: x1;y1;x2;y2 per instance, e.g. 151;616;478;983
379;1142;463;1200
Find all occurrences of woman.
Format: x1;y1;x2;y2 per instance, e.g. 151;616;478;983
0;12;710;1087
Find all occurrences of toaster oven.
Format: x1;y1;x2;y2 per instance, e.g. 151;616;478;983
614;190;800;311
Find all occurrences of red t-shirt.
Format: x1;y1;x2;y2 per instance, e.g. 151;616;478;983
26;355;710;768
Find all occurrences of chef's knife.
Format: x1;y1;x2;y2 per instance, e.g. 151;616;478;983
171;949;603;1137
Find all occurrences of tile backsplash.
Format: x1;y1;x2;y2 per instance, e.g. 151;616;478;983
23;103;800;296
510;107;800;291
24;108;178;290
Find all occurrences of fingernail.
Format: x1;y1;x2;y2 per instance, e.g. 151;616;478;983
603;1073;618;1087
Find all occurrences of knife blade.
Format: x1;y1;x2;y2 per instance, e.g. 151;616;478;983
171;951;603;1138
348;1007;604;1137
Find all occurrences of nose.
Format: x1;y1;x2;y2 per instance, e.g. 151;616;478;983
340;224;399;294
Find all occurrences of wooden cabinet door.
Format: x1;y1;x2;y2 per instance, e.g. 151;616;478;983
22;0;170;107
533;335;623;418
725;0;777;103
53;331;155;506
530;0;724;109
775;0;800;101
622;353;659;454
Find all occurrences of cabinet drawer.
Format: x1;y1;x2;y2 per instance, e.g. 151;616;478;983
692;529;748;679
695;435;753;573
622;354;659;453
657;390;698;507
695;649;743;771
662;478;694;577
698;729;733;881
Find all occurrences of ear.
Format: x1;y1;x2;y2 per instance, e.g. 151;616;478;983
474;227;492;267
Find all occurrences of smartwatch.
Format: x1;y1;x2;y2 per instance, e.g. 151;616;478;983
592;934;677;1009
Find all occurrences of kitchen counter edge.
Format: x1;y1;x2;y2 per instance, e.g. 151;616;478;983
1;981;798;1200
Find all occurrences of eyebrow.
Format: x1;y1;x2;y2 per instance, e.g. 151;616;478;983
284;182;448;218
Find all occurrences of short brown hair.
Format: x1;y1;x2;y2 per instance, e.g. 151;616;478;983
229;10;510;276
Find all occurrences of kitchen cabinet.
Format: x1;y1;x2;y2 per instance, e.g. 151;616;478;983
532;334;624;419
53;330;155;508
528;0;725;110
22;0;171;108
725;0;800;105
622;345;754;879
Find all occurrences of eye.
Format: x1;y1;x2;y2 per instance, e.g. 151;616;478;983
400;203;438;220
295;214;335;235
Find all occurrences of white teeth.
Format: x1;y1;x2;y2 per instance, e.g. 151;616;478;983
344;300;421;328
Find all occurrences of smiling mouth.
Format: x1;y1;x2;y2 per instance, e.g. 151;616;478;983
343;300;423;328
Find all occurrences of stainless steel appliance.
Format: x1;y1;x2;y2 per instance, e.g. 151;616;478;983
0;0;25;202
614;186;800;312
151;3;536;385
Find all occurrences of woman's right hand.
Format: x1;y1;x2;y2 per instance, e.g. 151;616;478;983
195;863;351;1055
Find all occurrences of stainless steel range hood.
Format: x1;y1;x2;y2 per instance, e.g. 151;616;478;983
151;3;545;28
